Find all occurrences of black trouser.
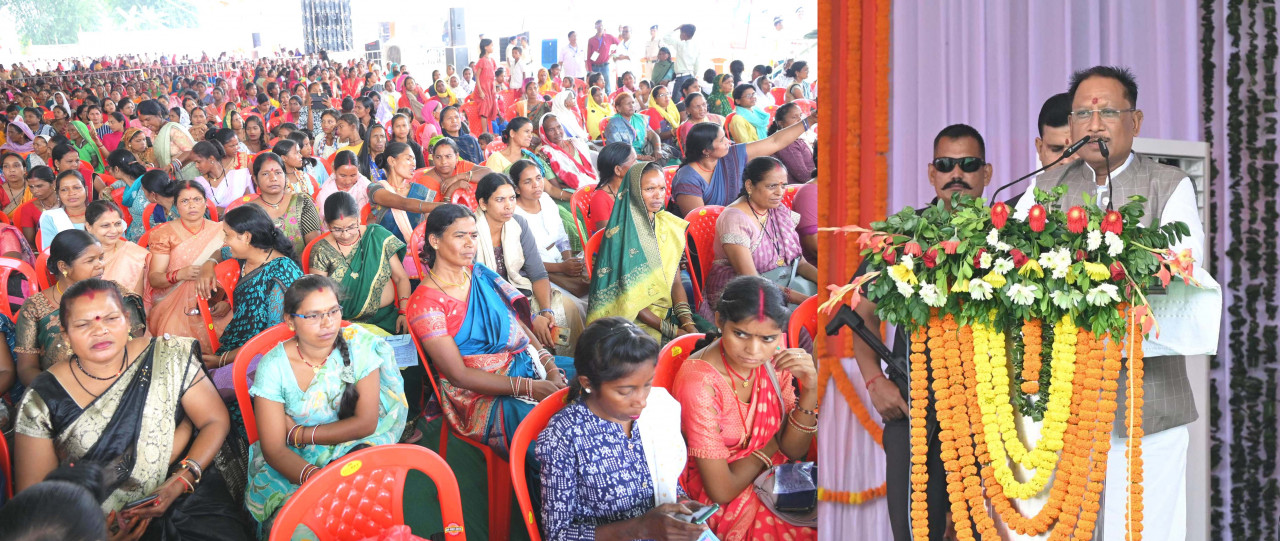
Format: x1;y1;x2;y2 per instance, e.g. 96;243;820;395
884;375;968;541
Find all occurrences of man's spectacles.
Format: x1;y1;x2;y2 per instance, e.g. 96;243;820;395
931;157;985;174
1069;108;1136;123
292;306;342;325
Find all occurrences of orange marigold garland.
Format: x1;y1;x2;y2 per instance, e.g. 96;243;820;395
909;325;931;541
933;315;975;540
1021;319;1043;394
1125;307;1145;541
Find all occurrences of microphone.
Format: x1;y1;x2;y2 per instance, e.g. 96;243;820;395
988;135;1092;204
1098;139;1116;210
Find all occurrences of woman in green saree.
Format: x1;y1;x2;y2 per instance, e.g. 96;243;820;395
586;162;702;343
139;100;198;182
14;278;251;540
65;120;106;175
15;229;147;387
308;191;412;335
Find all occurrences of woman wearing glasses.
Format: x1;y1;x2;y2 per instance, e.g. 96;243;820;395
308;192;412;335
671;112;813;218
244;275;407;535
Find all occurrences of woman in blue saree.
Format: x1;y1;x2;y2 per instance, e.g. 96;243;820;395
407;204;573;459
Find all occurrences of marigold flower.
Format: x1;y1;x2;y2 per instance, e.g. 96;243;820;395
1100;209;1123;235
990;202;1010;229
1028;204;1047;232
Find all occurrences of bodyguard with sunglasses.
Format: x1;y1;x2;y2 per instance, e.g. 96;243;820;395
849;123;991;541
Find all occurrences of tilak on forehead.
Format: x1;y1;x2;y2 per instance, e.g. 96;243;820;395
1092;97;1099;104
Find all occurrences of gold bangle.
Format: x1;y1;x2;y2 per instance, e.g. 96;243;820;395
752;450;773;470
787;411;818;433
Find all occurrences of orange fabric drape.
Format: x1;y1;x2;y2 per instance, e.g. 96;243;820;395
815;0;891;415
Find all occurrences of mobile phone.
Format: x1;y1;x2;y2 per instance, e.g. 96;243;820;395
121;494;159;512
556;326;571;345
674;503;720;524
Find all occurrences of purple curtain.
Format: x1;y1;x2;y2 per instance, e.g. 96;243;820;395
887;0;1202;211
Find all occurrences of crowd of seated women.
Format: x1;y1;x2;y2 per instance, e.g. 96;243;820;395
0;45;819;541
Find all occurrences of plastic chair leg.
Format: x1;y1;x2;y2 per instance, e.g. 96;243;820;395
485;446;513;541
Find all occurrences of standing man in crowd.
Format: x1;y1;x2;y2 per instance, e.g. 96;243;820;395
559;31;586;81
613;26;637;89
588;20;619;93
643;25;662;80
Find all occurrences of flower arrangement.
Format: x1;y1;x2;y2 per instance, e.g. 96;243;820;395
820;187;1196;541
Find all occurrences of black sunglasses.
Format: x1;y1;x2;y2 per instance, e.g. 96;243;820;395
931;156;985;173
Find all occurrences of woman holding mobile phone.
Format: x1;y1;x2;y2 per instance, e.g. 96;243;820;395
538;317;711;541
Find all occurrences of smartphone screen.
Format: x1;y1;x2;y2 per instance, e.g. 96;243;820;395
122;494;159;511
691;503;720;524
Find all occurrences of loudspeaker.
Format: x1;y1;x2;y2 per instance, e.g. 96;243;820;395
449;8;466;46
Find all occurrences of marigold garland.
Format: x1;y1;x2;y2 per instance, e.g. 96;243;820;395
1124;307;1145;540
909;326;930;541
1021;319;1043;394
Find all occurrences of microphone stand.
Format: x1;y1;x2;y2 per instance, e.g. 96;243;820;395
1098;139;1115;210
988;135;1093;204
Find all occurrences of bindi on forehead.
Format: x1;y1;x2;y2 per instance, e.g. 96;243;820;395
1092;97;1099;105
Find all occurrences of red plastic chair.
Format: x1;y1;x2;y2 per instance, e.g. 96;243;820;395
300;232;331;273
406;304;512;541
596;118;609;140
224;195;256;213
406;220;427;281
34;252;52;290
270;444;468;541
789;295;817;349
654;333;704;390
0;212;10;226
450;188;478;211
136;230;151;248
110;187;130;226
685;205;725;305
771;87;787;104
0;425;11;500
722;113;739;142
782;184;802;209
0;258;40;320
568;185;595;250
33;230;41;252
583;230;604;281
216;259;241;305
662;166;678;203
233;320;350;445
509;388;571;541
360;203;372;225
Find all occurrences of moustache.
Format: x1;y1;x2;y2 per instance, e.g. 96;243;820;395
944;179;972;190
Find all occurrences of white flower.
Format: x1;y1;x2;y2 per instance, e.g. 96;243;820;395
1085;283;1121;306
968;278;994;300
991;257;1015;275
896;281;916;298
987;228;1000;247
918;283;945;307
901;254;915;271
1104;231;1124;257
1086;230;1102;251
1006;283;1038;306
1049;290;1081;310
979;252;994;269
995;241;1012;252
1039;248;1072;279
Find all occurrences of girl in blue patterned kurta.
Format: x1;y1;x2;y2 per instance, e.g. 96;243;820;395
244;275;407;535
537;317;713;540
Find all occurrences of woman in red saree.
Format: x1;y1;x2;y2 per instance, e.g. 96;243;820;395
673;276;818;541
474;38;500;135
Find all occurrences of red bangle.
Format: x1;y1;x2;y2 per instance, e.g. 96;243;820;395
865;373;885;389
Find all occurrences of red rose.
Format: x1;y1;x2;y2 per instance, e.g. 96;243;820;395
1028;204;1047;232
883;247;896;264
1101;210;1124;235
924;247;939;268
1110;261;1126;281
1066;206;1088;234
903;241;923;257
973;248;987;268
1076;249;1087;262
1011;249;1028;268
990;202;1010;230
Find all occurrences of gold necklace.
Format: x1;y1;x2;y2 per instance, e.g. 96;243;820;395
429;268;471;289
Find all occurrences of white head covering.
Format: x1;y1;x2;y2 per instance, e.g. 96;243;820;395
549;90;586;140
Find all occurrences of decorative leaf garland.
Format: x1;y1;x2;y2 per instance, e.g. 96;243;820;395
1209;0;1280;539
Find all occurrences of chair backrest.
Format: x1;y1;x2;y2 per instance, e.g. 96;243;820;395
788;295;817;349
654;333;704;390
270;444;467;541
33;252;51;290
406;220;427;281
771;86;787;103
136;230;151;248
110;187;130;226
359;203;371;225
216;259;241;305
205;196;220;221
722;113;738;142
450;188;478;211
196;295;221;354
224;195;254;213
510;388;571;541
583;229;604;281
300;232;332;273
782;184;802;209
233;323;297;445
568;185;595;249
662;166;678;203
0;258;39;321
142;202;157;232
684;205;725;295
